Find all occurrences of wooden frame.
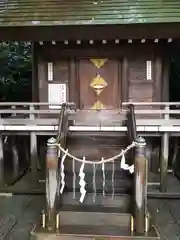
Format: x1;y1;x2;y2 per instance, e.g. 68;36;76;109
38;42;161;59
1;23;180;41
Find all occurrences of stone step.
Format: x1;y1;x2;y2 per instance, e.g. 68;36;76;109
65;169;132;179
64;135;133;172
61;193;131;213
31;210;159;240
64;172;132;192
67;134;127;142
66;144;128;158
59;211;131;227
32;225;159;240
66;136;129;158
64;188;131;195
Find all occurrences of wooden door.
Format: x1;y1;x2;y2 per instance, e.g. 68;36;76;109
79;58;120;110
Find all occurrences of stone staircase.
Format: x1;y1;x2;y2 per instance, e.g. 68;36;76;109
37;135;159;240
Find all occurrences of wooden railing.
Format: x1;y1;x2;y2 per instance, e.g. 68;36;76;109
0;101;179;116
0;102;179;132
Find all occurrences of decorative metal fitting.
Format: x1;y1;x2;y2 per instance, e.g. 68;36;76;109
134;136;146;147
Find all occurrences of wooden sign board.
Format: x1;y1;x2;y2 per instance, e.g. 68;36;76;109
48;83;67;109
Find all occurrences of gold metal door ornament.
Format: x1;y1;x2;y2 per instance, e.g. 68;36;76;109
90;74;108;96
91;100;105;110
89;58;108;110
90;59;108;68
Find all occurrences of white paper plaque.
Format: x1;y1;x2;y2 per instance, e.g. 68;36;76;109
48;83;67;109
146;61;152;80
48;62;53;81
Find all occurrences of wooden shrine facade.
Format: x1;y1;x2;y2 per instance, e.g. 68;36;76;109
2;1;180;110
32;40;170;111
1;0;180;112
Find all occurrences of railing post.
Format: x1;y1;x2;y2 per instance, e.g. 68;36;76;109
45;137;59;232
134;136;148;234
12;137;19;179
160;104;169;192
29;105;38;174
0;134;4;186
0;111;4;186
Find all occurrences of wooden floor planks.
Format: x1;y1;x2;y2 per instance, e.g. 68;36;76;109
148;199;180;240
0;195;44;240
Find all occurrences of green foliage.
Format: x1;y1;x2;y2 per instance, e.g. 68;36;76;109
0;41;32;101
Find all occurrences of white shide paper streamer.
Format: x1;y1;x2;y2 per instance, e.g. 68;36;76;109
102;158;106;197
60;150;68;194
72;157;76;199
79;157;86;203
120;151;134;174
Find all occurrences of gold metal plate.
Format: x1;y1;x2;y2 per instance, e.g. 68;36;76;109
91;100;105;110
90;59;108;68
90;74;107;96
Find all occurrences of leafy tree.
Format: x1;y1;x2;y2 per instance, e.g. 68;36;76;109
0;41;32;101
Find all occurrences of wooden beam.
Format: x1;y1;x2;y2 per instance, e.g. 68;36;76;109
40;41;159;58
1;23;180;41
0;125;179;132
0;118;180;126
0;100;178;107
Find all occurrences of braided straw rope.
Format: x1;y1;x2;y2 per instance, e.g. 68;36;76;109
51;141;136;164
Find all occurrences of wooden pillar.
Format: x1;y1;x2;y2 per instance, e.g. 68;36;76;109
31;43;38;175
160;55;169;192
134;137;148;234
122;56;129;102
69;58;78;108
0;111;4;185
0;134;4;186
30;132;38;174
12;137;19;179
160;105;169;192
154;56;162;102
45;137;59;232
160;132;169;192
30;105;38;174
